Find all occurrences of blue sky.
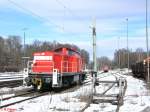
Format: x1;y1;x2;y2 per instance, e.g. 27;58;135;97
0;0;150;60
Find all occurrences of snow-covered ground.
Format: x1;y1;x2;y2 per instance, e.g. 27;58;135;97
85;71;120;112
0;69;150;112
120;76;150;112
1;82;93;112
0;72;24;82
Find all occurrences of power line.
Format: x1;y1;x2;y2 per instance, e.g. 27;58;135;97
7;0;88;35
7;0;64;29
55;0;80;19
54;0;89;33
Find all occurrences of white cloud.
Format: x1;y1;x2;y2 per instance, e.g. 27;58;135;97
1;0;149;34
0;0;150;59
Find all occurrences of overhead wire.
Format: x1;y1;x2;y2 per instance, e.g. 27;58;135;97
7;0;89;36
54;0;88;27
7;0;64;30
55;0;80;18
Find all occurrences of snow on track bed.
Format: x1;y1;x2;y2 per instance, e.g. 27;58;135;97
1;69;150;112
84;69;150;112
0;80;23;88
0;72;24;90
119;75;150;112
0;74;93;112
0;91;49;109
0;72;24;82
83;71;123;112
0;72;23;77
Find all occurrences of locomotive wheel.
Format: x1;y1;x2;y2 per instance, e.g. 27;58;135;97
63;80;70;87
78;75;83;85
33;84;37;91
79;74;86;85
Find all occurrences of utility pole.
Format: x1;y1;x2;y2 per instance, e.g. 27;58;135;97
22;28;28;68
23;30;25;55
90;19;97;94
146;0;149;84
126;18;129;74
92;20;97;72
22;28;28;86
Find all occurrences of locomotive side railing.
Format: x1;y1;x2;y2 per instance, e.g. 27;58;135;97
27;60;80;74
61;61;78;73
61;61;68;73
71;62;77;72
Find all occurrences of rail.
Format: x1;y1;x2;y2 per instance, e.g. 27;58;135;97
0;80;23;88
80;71;127;112
0;91;49;109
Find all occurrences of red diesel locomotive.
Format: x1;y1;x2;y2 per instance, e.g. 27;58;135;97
26;47;86;90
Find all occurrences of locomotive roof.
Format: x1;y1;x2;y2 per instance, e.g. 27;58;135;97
53;46;81;55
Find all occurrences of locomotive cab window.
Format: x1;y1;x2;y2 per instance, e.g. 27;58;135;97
68;50;75;55
55;49;62;53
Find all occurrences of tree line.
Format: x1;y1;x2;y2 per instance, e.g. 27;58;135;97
0;36;89;72
0;35;147;72
113;48;146;68
89;48;147;70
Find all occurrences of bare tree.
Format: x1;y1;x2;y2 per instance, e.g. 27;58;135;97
136;48;145;62
0;36;89;72
97;56;112;70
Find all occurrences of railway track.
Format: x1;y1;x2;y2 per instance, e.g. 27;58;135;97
0;72;24;89
0;80;23;88
80;71;127;112
0;76;23;80
116;79;127;112
0;71;127;111
80;72;109;112
1;90;35;101
0;91;49;109
0;77;92;109
103;71;127;112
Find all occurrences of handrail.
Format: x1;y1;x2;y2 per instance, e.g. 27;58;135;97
28;60;79;74
61;61;78;73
